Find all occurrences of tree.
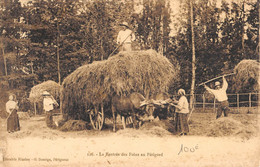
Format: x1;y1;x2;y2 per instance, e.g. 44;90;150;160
189;0;196;109
135;0;171;56
172;0;258;93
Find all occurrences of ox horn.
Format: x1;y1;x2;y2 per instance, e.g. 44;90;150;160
140;100;148;107
151;99;161;105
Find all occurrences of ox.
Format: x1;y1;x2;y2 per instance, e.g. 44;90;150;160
149;92;175;120
111;92;154;132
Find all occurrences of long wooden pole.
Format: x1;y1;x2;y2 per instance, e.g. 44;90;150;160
57;22;61;85
198;73;235;86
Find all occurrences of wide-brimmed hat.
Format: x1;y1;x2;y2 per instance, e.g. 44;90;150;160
42;91;51;96
215;81;221;87
119;21;129;27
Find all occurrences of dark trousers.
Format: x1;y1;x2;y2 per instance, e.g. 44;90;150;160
46;110;55;128
216;100;230;119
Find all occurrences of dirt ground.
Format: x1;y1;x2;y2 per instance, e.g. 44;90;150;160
0;112;259;167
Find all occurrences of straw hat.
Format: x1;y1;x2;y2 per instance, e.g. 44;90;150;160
215;81;221;87
119;21;129;27
42;91;51;96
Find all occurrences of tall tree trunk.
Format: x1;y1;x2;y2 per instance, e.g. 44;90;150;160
241;0;245;54
1;42;7;76
57;23;61;85
190;0;196;109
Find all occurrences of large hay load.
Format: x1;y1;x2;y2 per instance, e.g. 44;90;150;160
234;59;259;92
61;50;180;126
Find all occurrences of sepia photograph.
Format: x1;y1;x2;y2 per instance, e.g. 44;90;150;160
0;0;259;166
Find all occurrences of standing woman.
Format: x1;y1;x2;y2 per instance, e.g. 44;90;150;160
172;89;189;136
6;94;20;133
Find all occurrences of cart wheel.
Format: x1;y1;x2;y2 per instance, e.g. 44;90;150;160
89;104;104;130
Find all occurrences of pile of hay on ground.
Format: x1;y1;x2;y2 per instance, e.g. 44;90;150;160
206;117;258;139
234;59;260;92
61;50;180;120
140;120;174;131
59;120;91;131
28;80;60;103
139;120;175;136
115;120;174;137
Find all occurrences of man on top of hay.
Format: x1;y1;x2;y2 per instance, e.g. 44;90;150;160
204;76;230;119
117;21;135;51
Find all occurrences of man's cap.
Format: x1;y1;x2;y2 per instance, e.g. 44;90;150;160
215;81;221;87
119;21;129;27
42;91;51;96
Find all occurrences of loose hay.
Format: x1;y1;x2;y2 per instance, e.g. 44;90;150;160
139;120;174;136
29;80;60;103
59;120;91;131
234;59;260;92
116;123;172;137
206;117;258;139
61;50;180;120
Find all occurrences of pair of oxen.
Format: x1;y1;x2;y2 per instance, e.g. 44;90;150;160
111;92;175;132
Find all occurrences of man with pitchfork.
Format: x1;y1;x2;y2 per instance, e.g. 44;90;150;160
116;21;136;52
42;91;59;128
204;76;230;119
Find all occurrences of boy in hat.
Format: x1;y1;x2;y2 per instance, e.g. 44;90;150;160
116;21;135;51
204;76;230;119
42;91;59;128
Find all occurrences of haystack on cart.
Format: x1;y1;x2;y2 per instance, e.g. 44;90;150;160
61;50;180;130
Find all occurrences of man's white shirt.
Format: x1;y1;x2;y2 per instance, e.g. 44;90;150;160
117;29;135;44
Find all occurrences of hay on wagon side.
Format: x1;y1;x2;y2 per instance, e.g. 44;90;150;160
61;49;180;120
29;80;60;103
233;59;259;92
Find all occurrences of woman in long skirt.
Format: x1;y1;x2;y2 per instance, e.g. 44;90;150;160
172;89;189;136
6;95;20;133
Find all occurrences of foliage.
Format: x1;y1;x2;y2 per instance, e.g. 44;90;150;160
170;0;258;93
0;0;258;94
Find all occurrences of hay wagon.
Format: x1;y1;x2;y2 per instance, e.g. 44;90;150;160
88;103;105;130
61;50;180;130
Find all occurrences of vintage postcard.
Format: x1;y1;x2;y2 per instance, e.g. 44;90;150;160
0;0;259;166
